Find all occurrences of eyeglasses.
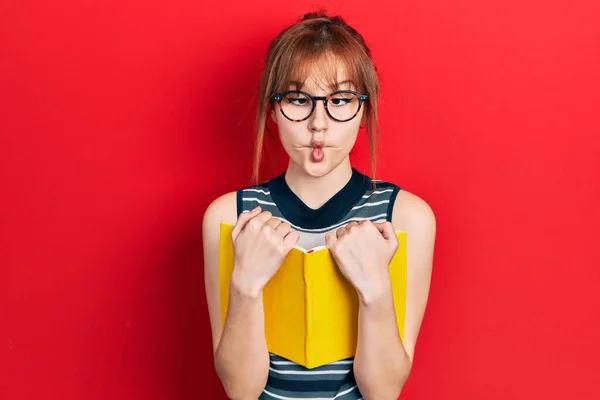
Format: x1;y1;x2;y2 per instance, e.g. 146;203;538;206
271;90;368;122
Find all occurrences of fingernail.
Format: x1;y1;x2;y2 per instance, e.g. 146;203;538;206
252;206;260;211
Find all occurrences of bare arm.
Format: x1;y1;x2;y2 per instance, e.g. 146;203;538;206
353;191;436;399
214;272;270;400
353;279;411;399
203;194;269;400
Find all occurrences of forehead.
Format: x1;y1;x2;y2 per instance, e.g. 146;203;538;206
289;75;354;93
281;53;359;93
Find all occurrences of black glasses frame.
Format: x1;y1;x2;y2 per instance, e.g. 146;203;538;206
271;90;368;122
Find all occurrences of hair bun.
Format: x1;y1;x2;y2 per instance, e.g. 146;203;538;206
302;11;331;21
301;11;348;26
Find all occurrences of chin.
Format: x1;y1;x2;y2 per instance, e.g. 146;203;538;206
294;159;335;177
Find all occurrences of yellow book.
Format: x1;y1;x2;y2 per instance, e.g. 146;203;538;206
218;221;407;369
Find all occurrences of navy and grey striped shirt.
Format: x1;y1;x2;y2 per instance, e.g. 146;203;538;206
237;166;401;400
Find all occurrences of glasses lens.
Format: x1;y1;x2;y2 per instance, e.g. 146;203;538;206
280;91;312;121
328;91;360;121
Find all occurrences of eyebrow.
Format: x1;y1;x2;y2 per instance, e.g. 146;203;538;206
289;80;355;91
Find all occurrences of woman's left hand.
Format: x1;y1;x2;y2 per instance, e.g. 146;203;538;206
325;220;399;302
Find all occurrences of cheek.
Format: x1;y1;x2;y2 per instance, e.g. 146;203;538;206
337;120;362;145
276;120;306;147
341;129;360;150
275;114;361;150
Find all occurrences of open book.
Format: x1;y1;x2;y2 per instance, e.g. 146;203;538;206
218;221;407;369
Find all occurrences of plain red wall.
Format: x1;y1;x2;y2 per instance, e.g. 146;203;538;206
1;1;599;399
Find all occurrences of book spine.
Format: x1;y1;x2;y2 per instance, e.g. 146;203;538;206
303;252;311;368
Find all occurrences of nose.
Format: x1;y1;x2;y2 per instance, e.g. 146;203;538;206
308;100;328;132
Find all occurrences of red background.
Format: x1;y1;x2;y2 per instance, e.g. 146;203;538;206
1;1;599;399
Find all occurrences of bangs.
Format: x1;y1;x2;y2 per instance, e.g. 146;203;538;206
272;38;367;94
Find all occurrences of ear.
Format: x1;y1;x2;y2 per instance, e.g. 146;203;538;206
270;108;278;125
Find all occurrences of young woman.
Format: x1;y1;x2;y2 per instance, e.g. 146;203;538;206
203;11;436;400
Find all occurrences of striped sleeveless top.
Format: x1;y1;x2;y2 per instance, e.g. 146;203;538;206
236;167;401;400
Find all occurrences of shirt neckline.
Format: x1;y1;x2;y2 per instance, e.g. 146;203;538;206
268;167;370;229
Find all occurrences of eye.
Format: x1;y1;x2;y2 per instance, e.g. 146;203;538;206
287;97;309;106
329;93;356;107
283;92;311;107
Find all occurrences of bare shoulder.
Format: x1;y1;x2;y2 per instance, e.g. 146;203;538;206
389;187;436;364
202;190;239;354
202;190;239;232
391;189;436;234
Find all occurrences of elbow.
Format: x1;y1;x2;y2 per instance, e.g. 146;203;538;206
217;371;267;400
223;389;264;400
356;381;405;400
221;383;265;400
391;358;413;398
357;382;405;400
355;360;412;399
214;356;268;400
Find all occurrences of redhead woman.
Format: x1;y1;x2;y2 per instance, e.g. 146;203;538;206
202;11;436;400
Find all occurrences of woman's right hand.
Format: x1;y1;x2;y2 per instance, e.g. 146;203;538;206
230;206;300;296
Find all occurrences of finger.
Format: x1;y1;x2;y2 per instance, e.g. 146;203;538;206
325;231;337;248
374;221;396;242
232;206;261;240
283;229;300;250
274;220;292;237
336;226;349;239
250;210;273;226
345;221;359;233
233;209;272;242
263;217;283;231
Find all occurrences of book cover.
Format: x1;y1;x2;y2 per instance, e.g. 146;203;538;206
218;221;407;369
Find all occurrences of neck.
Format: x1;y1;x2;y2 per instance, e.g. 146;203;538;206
283;157;354;210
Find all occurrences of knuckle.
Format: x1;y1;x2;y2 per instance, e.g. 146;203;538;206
248;217;262;229
272;241;286;256
280;221;291;230
261;220;274;232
